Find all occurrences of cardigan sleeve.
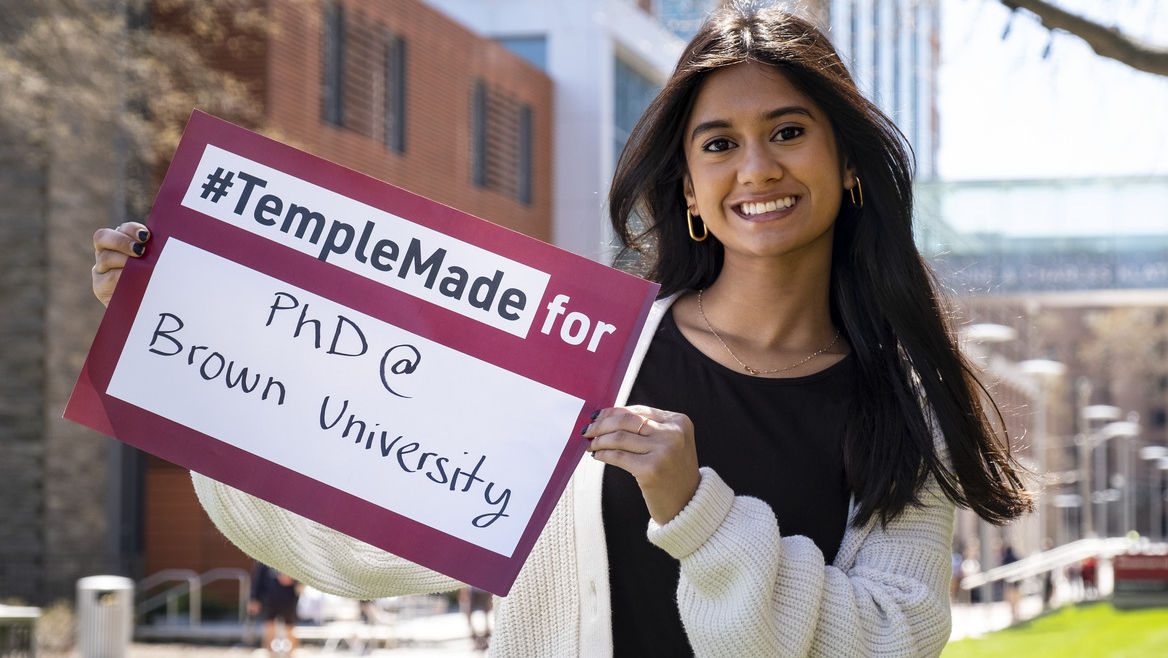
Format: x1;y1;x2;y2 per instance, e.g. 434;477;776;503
646;467;954;658
191;472;463;599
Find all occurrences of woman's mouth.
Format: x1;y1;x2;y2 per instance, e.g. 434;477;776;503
735;196;798;219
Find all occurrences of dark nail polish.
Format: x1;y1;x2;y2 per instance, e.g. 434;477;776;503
580;424;590;436
131;242;144;256
137;229;150;242
590;410;601;421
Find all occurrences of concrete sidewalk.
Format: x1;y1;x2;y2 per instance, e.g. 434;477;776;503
45;596;1056;656
950;594;1047;641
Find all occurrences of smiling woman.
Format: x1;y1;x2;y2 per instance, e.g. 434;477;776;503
92;2;1033;656
681;62;851;267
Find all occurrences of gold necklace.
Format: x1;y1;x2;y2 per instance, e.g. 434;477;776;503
696;289;841;375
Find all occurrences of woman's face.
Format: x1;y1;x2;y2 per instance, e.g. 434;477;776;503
682;62;854;264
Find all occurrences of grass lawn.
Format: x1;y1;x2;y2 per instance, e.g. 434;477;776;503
942;603;1168;658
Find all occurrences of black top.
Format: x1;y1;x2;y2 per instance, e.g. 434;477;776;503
602;310;854;657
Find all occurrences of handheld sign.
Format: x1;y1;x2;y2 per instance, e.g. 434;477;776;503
66;110;659;595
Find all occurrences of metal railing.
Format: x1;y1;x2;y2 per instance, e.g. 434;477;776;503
960;536;1162;590
136;568;250;627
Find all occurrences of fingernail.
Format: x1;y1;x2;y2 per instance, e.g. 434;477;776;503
131;242;145;256
590;410;601;421
580;424;590;436
137;229;150;242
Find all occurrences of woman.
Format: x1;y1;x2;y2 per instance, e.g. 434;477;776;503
93;4;1030;656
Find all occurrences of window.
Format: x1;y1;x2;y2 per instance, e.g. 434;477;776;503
321;4;406;151
321;2;345;127
471;80;534;205
385;34;407;153
496;36;547;71
613;58;659;167
1152;408;1167;429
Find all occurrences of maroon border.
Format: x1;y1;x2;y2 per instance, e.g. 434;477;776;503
65;111;658;595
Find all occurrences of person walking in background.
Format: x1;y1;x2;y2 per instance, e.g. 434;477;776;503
1000;544;1020;621
249;561;302;656
951;544;964;602
91;2;1033;654
458;586;493;651
1082;556;1098;600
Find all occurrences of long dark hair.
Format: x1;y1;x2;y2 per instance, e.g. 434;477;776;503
609;2;1032;527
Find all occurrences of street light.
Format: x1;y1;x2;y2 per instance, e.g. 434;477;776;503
1077;400;1121;538
958;322;1022;603
1141;447;1168;541
1019;358;1067;553
961;323;1019;345
1083;405;1122;423
1095;418;1139;537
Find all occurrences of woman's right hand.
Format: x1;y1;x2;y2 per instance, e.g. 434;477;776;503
92;222;150;307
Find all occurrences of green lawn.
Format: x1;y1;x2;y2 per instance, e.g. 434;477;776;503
942;603;1168;658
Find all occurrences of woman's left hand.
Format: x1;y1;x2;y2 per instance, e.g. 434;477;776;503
583;405;701;525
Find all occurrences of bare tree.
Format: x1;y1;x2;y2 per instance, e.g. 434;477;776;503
1000;0;1168;76
0;0;267;214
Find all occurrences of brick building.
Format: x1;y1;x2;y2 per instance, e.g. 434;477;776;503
0;0;552;604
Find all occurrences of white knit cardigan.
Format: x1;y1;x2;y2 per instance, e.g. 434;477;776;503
192;294;955;657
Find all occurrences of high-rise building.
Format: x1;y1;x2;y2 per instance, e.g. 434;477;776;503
830;0;940;180
653;0;939;180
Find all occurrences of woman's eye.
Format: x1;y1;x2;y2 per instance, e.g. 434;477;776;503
774;126;804;142
702;137;736;152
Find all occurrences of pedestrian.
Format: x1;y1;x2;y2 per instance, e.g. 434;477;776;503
249;561;302;656
91;3;1032;655
458;586;493;651
951;544;964;602
1067;560;1083;600
1000;544;1020;621
1082;556;1098;599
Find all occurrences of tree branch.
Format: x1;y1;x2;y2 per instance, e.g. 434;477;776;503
1001;0;1168;76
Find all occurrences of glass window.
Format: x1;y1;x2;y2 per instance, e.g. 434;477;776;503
496;36;548;71
613;58;659;168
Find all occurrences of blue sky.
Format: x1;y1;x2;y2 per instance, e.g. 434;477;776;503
938;0;1168;180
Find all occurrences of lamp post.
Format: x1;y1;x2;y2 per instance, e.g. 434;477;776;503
1020;359;1067;551
1160;457;1168;541
958;323;1018;604
1079;399;1121;538
1140;447;1168;540
1093;418;1139;537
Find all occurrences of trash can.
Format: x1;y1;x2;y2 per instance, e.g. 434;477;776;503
76;576;133;658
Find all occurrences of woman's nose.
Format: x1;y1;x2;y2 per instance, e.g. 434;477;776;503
737;141;783;186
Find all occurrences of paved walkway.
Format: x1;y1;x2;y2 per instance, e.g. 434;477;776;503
45;595;1068;656
950;595;1047;641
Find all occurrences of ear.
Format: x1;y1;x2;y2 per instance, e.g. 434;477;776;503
682;173;696;212
841;158;857;191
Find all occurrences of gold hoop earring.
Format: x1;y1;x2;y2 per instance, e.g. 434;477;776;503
687;208;708;242
849;176;864;209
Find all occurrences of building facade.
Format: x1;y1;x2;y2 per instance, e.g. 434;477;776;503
423;0;685;261
0;0;553;604
830;0;940;180
919;176;1168;567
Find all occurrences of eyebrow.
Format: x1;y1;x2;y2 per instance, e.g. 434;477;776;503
689;106;815;144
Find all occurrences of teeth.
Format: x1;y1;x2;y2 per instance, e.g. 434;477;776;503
741;197;795;216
